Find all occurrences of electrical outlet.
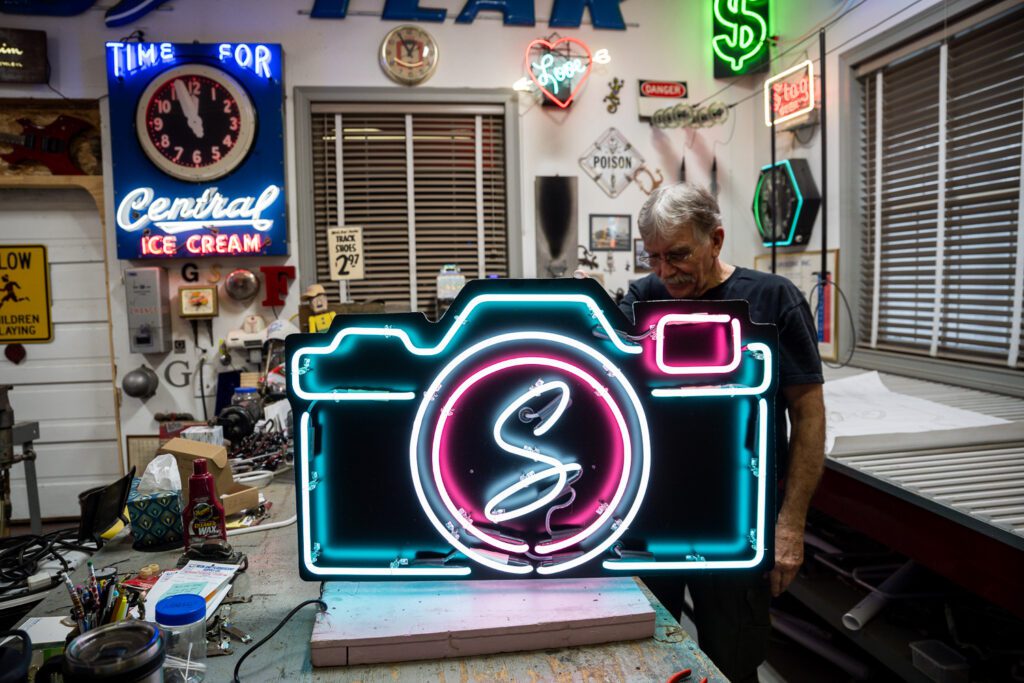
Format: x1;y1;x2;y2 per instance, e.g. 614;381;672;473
173;339;187;353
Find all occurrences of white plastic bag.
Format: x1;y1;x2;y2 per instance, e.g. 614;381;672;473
138;452;182;494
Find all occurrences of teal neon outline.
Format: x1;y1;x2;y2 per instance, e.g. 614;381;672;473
603;395;769;571
291;293;642;402
752;159;804;247
293;294;770;576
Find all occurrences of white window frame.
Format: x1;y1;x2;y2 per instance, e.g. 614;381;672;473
294;87;523;312
837;0;1024;397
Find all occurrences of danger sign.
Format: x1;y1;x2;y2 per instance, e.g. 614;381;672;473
0;244;53;343
637;79;687;118
327;227;364;281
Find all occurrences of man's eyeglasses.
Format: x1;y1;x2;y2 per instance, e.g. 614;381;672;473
638;248;693;269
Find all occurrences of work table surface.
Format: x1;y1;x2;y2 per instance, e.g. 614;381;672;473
19;473;723;682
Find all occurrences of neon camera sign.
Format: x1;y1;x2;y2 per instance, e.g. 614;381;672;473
287;279;778;580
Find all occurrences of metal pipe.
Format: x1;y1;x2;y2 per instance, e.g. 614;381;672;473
842;560;917;631
770;83;778;273
819;29;829;317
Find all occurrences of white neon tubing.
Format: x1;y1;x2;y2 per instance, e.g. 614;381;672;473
654;315;742;375
485;380;581;523
763;60;815;127
291;293;643;401
430;359;618;554
298;411;471;577
431;370;530;553
601;397;768;571
329;391;416;401
485;464;583;523
652;343;772;397
409;331;651;576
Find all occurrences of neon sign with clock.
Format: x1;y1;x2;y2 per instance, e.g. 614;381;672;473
105;42;287;259
287;279;778;580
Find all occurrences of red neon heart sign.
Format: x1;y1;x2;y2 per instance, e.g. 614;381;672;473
525;37;592;109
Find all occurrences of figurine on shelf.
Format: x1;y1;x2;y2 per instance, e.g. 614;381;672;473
302;284;336;333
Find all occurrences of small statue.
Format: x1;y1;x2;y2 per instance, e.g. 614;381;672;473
302;284;336;333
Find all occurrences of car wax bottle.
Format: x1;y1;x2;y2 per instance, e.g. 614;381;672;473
183;458;227;551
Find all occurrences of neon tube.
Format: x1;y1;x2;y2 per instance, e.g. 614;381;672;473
291;293;643;401
409;331;650;575
654;315;741;375
652;343;772;397
298;412;471;577
601;397;768;571
485;380;582;523
432;359;618;553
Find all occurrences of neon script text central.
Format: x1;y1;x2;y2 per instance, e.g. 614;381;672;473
116;185;281;234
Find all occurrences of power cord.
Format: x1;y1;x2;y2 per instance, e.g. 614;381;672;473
0;528;96;597
231;598;327;682
808;275;858;369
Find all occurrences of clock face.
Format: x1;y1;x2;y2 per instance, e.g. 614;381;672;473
135;64;257;182
380;25;439;86
751;159;821;247
755;169;798;241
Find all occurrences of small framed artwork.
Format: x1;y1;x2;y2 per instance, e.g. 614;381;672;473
126;434;161;476
589;214;632;251
634;239;652;273
178;285;218;319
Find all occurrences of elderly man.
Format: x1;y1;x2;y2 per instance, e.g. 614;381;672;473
621;183;826;682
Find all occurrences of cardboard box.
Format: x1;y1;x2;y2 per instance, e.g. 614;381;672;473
127;478;184;549
158;437;259;517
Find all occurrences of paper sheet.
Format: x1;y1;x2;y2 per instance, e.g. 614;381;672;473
144;561;239;621
824;371;1009;453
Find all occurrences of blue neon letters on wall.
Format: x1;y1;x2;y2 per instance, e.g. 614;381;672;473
105;42;287;259
310;0;625;29
286;279;778;580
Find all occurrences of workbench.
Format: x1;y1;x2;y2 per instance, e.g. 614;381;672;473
17;472;724;682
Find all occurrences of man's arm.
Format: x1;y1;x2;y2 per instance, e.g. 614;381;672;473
770;382;825;596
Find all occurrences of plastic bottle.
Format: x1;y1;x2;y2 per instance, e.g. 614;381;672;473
182;459;227;551
155;593;206;682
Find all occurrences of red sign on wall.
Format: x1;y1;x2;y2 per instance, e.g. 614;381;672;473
638;80;687;98
764;60;815;126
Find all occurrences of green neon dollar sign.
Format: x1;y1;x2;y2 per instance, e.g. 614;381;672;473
713;0;768;73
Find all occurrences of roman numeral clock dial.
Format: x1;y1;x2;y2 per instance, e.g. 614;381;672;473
135;64;257;181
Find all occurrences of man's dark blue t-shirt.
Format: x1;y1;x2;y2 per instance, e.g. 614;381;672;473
619;267;824;473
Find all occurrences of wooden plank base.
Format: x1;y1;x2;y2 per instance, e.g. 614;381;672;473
310;577;657;667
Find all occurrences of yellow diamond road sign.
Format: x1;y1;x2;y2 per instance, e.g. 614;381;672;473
0;245;53;344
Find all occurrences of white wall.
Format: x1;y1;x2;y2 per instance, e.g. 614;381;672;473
0;0;946;468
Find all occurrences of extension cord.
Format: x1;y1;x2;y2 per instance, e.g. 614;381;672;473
26;572;52;592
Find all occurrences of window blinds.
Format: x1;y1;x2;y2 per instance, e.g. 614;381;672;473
310;107;509;313
858;7;1024;369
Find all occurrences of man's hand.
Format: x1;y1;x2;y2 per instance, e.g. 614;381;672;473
770;518;805;596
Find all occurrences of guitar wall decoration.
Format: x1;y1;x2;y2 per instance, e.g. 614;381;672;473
0;114;94;176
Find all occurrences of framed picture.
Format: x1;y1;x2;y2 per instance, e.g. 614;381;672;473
589;214;631;251
178;285;218;319
754;249;839;361
126;434;161;476
634;238;651;273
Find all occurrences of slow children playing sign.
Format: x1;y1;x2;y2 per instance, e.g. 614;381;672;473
0;244;52;344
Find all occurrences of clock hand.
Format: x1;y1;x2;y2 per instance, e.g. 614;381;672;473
173;79;205;139
401;36;417;59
